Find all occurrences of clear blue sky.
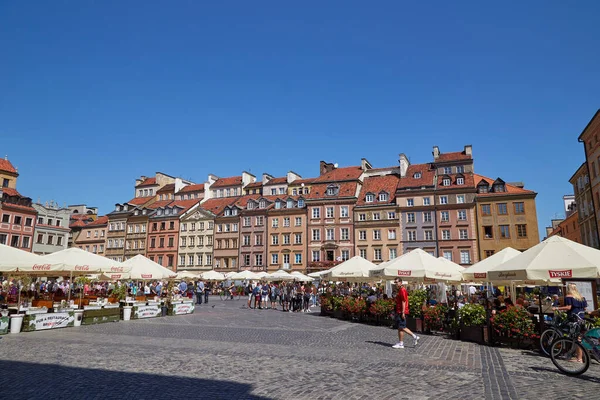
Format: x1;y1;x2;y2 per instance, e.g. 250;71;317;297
1;1;599;239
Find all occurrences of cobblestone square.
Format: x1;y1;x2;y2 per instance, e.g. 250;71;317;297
1;300;599;399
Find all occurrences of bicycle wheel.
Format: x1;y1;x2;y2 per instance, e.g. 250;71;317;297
540;328;561;356
550;338;590;376
219;291;226;301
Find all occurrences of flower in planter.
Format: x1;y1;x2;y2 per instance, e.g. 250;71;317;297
423;304;447;332
457;303;486;326
491;306;537;339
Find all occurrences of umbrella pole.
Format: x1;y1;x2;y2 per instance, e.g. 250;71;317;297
67;271;73;303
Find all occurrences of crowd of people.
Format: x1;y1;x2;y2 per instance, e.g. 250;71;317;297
238;281;319;312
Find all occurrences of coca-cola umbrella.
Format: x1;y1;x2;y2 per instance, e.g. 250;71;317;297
487;236;600;282
0;243;60;273
117;255;177;280
38;247;128;276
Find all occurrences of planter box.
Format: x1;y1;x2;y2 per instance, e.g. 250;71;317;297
82;308;121;325
0;316;8;335
460;324;485;344
167;301;195;316
22;311;75;332
406;316;423;332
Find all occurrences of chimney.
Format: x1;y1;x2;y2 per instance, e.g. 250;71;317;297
242;171;256;187
320;161;336;176
286;171;301;183
135;176;147;186
398;153;410;178
360;158;372;171
262;173;273;185
464;145;473;156
432;146;440;160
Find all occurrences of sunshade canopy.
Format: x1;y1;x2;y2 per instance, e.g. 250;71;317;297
175;270;200;280
229;270;261;280
267;269;295;281
323;256;377;281
370;248;463;282
117;255;176;280
0;243;51;273
39;247;128;275
462;247;521;281
200;270;226;281
290;271;314;282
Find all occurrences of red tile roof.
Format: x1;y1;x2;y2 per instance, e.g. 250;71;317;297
356;175;400;206
178;184;205;193
1;202;36;213
473;174;535;196
290;178;316;185
70;214;92;220
264;177;287;185
398;163;435;189
200;198;238;216
244;182;263;189
436;151;472;163
0;158;17;174
234;195;262;208
146;200;173;209
70;220;88;228
211;176;243;188
126;196;155;206
307;182;359;200
136;177;156;187
1;187;21;197
437;174;475;188
171;199;200;212
157;183;175;193
88;216;109;226
314;166;363;183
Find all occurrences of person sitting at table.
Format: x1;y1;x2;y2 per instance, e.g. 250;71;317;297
551;294;560;307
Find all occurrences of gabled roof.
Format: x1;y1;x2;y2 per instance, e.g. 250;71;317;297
398;163;436;189
136;177;156;187
437;174;475;187
436;151;472;163
264;177;287;186
211;176;243;188
145;200;173;210
290;178;316;185
234;195;262;208
126;196;155;206
170;199;201;212
200;198;239;216
244;182;263;189
577;109;600;141
88;216;109;226
1;187;21;197
307;182;359;200
69;220;88;228
313;166;363;183
356;175;400;206
178;184;205;193
473;174;535;196
0;158;17;174
157;183;175;193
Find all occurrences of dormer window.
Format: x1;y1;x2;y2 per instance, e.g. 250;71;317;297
326;184;339;196
123;205;128;211
414;172;422;179
287;199;293;209
247;201;254;210
457;177;464;185
224;208;231;216
379;192;388;202
232;208;237;216
115;205;121;212
157;209;163;216
275;201;281;209
165;208;170;215
172;208;178;215
298;198;305;208
259;200;266;209
493;184;505;192
477;181;489;194
134;210;139;216
442;178;451;186
142;209;147;215
366;194;374;203
444;167;452;174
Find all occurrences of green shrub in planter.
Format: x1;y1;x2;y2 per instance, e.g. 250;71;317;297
457;303;486;326
408;289;427;318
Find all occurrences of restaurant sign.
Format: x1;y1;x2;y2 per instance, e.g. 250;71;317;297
172;303;195;315
27;311;75;331
133;305;161;319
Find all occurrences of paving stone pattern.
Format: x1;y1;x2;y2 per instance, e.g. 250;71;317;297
1;299;599;399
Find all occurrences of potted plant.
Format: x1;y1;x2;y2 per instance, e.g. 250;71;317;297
110;284;130;320
9;276;32;334
457;303;487;343
491;306;538;348
369;298;395;326
73;276;91;327
407;289;427;332
331;296;343;319
423;304;448;333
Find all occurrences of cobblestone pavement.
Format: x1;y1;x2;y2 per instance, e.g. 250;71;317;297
1;299;599;399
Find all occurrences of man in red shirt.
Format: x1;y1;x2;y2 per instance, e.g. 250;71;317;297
393;279;419;349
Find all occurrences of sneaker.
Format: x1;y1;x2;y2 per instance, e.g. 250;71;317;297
413;335;420;346
392;343;404;349
307;309;311;313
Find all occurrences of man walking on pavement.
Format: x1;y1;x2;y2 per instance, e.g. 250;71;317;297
196;279;204;305
392;278;419;349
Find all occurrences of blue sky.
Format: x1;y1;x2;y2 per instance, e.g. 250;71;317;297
1;1;599;239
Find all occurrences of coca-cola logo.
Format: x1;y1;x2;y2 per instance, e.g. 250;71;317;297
141;274;152;279
110;267;124;272
549;270;572;278
397;271;411;277
32;264;51;271
498;272;516;278
473;273;487;279
75;265;90;271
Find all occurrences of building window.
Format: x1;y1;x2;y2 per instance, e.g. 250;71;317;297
407;198;414;207
13;216;22;225
243;217;251;227
439;196;448;205
407;231;416;241
312;251;320;262
326;207;334;218
243;254;250;266
359;248;367;258
255;235;263;246
481;205;491;215
379;193;388;201
298;199;305;208
514;202;525;214
389;248;397;260
485;250;495;258
179;255;185;266
294;233;302;244
484;226;493;239
340;206;349;218
22;237;30;249
456;177;464;185
456;166;464;173
283;234;291;245
341;228;349;240
460;250;471;264
326;229;335;241
181;237;187;247
423;197;430;206
341;250;350;261
373;230;381;240
497;203;508;215
424;230;433;241
167;255;174;267
443;251;452;261
25;218;33;227
407;213;415;223
359;213;366;221
440;211;449;222
10;235;19;247
47;236;54;245
295;253;302;264
457;195;465;204
442;178;451;186
366;194;374;203
359;230;366;240
457;210;467;221
283;217;290;227
388;229;396;240
374;248;382;261
414;172;422;179
256;216;264;226
442;230;451;240
500;225;510;238
36;234;43;244
272;234;279;245
516;224;527;238
312;229;321;241
388;212;396;219
272;218;279;228
459;229;468;239
295;217;302;226
373;213;380;220
444;167;452;174
37;217;43;224
312;208;320;219
0;234;6;245
423;212;432;223
271;254;279;265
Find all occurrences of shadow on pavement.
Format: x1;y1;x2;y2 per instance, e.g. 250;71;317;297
0;359;272;400
530;366;600;384
365;340;393;348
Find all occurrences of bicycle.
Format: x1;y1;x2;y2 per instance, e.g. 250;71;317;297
539;310;569;356
549;314;600;376
219;288;241;301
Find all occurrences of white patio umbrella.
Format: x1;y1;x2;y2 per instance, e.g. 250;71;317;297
290;271;314;282
307;269;330;279
175;270;200;280
487;236;600;282
322;256;377;281
370;248;463;282
0;243;55;273
118;255;177;280
39;247;129;276
229;270;261;280
200;270;226;281
254;271;270;279
462;247;521;281
268;269;295;281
